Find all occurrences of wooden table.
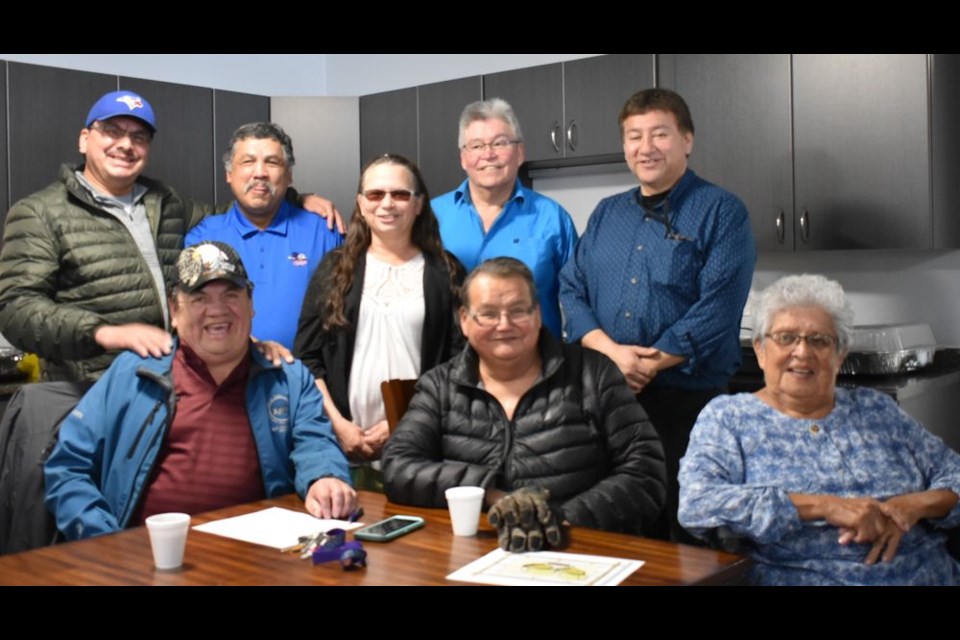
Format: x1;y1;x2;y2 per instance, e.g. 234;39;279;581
0;492;750;585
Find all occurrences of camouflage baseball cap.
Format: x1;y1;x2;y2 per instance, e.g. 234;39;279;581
172;241;252;293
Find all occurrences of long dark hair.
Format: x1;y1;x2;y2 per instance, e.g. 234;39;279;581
322;153;460;330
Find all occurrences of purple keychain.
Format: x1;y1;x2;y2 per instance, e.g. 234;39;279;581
309;528;367;570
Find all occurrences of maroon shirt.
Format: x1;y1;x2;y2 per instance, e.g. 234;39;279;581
135;344;265;523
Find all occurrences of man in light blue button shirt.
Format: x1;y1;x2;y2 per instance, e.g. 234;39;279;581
187;123;342;348
432;99;577;338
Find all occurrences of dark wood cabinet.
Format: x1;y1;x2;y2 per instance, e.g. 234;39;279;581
417;76;482;197
7;62;117;205
663;53;960;251
358;78;482;197
359;87;418;166
483;64;564;162
120;77;215;206
484;55;654;162
563;54;655;158
792;54;931;250
0;62;275;222
659;54;793;252
212;90;271;204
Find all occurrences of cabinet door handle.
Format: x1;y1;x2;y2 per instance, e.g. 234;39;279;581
800;209;810;243
566;120;578;152
776;210;785;244
550;122;561;153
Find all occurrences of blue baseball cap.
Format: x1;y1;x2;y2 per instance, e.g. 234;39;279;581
85;90;157;133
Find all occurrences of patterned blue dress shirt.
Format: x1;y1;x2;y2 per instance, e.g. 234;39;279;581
559;169;756;390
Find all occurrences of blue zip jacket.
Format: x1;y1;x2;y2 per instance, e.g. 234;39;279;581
44;342;351;541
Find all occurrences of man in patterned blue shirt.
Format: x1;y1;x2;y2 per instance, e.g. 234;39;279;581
187;123;342;348
559;88;756;542
432;98;578;338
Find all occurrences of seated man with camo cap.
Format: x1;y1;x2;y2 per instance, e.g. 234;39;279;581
45;240;355;540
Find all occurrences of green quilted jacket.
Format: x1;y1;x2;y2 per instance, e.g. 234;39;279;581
0;164;207;381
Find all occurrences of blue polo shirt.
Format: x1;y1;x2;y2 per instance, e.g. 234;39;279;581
432;179;577;338
186;201;342;348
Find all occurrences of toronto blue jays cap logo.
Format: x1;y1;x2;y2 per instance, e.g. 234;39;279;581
116;95;144;111
86;90;157;132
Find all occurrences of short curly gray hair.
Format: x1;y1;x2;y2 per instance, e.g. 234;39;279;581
457;98;524;149
753;274;854;352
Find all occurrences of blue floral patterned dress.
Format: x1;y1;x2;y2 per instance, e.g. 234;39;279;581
679;387;960;585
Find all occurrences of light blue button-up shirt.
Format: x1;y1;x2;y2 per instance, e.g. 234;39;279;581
432;179;577;338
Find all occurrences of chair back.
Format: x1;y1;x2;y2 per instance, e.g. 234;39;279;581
380;379;417;435
0;381;91;555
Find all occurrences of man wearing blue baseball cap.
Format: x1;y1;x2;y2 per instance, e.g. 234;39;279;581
0;90;338;382
0;90;179;382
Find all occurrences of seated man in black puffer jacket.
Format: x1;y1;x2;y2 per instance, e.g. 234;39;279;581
382;257;667;551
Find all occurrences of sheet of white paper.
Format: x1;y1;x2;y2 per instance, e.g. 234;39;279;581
446;548;644;586
192;507;363;549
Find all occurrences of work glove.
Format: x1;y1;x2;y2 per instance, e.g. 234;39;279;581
487;487;564;552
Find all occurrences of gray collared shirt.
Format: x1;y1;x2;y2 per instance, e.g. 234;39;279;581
74;171;169;328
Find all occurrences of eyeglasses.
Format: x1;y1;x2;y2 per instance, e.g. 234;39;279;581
469;306;536;327
461;137;521;155
90;121;152;146
765;332;839;351
361;189;418;203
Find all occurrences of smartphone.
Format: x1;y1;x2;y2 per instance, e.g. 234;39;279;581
354;515;425;542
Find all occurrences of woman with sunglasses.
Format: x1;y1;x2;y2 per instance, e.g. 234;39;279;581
295;154;465;487
678;274;960;585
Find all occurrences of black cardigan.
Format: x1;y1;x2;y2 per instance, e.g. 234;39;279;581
294;249;465;421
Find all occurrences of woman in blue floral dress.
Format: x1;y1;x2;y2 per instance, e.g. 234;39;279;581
679;274;960;585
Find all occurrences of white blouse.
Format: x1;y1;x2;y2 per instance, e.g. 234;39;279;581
348;251;425;430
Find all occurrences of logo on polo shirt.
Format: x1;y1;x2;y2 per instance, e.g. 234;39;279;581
116;95;144;111
288;252;308;267
268;394;290;433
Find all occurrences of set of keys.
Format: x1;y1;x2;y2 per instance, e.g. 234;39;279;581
282;508;367;570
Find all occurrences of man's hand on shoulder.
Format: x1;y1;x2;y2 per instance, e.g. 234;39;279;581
306;477;358;519
94;323;172;358
301;194;345;234
251;337;295;366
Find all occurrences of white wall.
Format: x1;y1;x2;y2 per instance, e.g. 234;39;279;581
0;54;327;95
753;251;960;348
324;54;603;96
271;97;360;218
0;54;602;96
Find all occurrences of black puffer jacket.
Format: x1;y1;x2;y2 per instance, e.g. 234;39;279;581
382;331;667;534
0;164;203;381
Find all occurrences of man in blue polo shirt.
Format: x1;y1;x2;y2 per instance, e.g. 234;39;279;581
187;123;342;348
432;98;577;338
